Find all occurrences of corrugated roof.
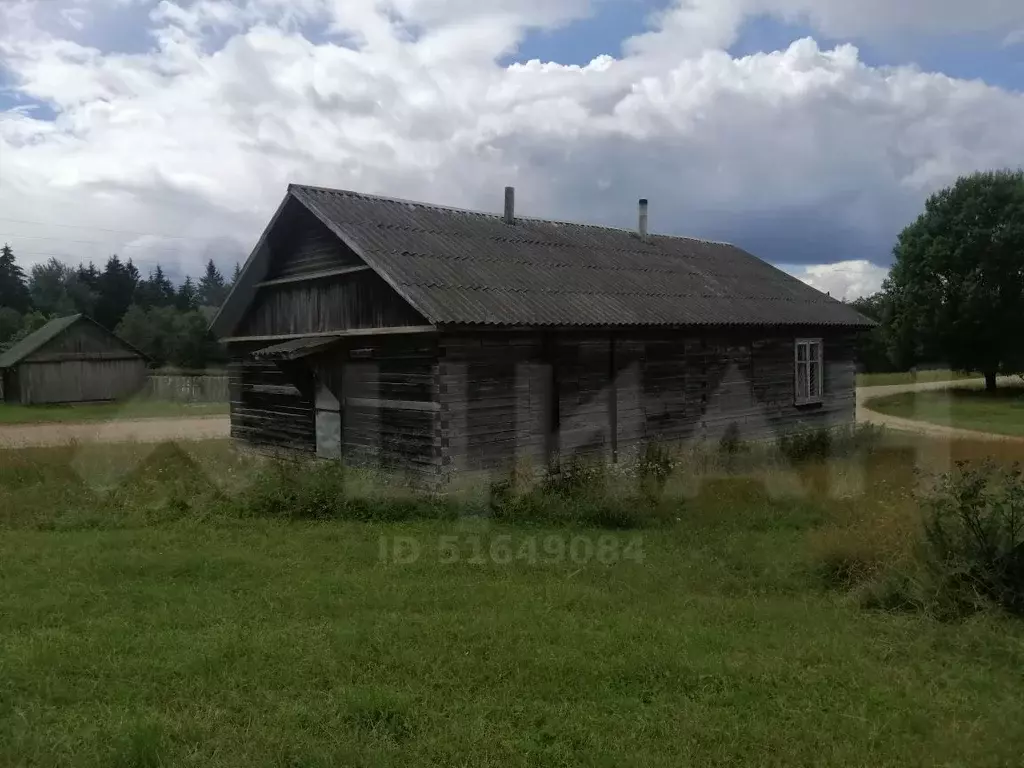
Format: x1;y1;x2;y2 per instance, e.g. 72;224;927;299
0;314;149;368
0;314;82;368
253;336;345;361
288;185;873;328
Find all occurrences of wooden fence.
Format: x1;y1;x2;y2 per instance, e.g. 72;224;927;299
143;374;229;403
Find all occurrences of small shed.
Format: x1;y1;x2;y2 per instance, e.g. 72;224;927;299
0;314;148;405
212;184;874;481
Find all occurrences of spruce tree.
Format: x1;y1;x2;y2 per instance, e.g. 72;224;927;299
0;244;31;313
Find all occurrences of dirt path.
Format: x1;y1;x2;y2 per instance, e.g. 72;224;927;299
0;415;230;448
857;376;1024;441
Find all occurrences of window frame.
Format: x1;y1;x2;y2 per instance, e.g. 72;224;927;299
794;338;823;406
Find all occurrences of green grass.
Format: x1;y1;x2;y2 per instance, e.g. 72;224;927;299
0;399;228;424
867;386;1024;436
1;438;1024;766
856;369;978;387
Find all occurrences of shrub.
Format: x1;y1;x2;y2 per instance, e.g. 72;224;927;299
917;461;1024;618
777;424;885;463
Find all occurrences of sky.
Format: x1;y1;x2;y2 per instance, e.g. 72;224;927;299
1;0;1023;300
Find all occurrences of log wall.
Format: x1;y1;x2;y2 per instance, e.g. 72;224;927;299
228;328;858;477
312;336;440;478
435;328;858;474
228;341;316;454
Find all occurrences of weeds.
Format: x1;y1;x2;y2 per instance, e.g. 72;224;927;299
917;461;1024;618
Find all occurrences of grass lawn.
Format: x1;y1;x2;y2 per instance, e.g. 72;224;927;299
855;369;978;387
1;438;1024;766
866;386;1024;437
0;399;228;424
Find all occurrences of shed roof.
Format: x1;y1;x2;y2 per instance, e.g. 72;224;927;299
0;314;147;369
252;335;346;361
0;315;82;369
215;184;874;335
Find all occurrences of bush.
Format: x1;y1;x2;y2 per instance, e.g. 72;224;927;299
777;424;885;463
917;461;1024;618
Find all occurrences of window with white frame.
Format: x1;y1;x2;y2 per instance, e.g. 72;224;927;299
795;338;823;405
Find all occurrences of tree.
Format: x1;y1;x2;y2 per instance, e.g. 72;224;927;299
29;258;77;316
0;307;21;348
168;310;220;369
0;244;31;314
135;265;176;309
116;305;178;367
885;169;1024;391
848;292;895;373
198;258;227;307
231;261;241;284
94;255;139;330
175;276;199;312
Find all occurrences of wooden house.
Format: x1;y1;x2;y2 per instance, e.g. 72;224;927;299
0;315;148;405
212;185;873;481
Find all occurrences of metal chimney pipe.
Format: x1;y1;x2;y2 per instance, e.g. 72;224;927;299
504;186;515;224
638;198;649;241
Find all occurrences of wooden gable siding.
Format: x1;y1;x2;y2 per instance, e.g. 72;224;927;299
229;341;316;454
266;201;363;279
25;319;140;362
239;271;425;337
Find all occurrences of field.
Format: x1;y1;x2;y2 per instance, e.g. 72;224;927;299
2;437;1024;766
855;369;977;387
866;386;1024;437
0;400;228;424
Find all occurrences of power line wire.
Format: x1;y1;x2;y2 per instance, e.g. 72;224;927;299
0;232;209;256
0;216;215;241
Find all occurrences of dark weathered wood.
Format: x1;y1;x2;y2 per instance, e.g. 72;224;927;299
239;271;426;337
265;201;364;279
228;343;316;454
257;264;372;288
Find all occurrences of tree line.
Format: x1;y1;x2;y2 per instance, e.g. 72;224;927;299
0;245;240;370
847;168;1024;390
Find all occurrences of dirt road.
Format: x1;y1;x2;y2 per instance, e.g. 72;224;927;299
856;376;1024;441
0;415;230;449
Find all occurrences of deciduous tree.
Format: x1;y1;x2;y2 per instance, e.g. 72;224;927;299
885;169;1024;390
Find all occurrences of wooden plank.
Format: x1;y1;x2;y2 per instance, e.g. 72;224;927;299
344;397;439;412
257;264;372;287
223;326;437;343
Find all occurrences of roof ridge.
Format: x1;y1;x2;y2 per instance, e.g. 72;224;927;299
288;183;736;247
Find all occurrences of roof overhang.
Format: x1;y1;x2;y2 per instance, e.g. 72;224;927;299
252;336;346;362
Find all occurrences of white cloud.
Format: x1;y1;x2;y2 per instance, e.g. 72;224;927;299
1;0;1023;282
787;259;890;301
